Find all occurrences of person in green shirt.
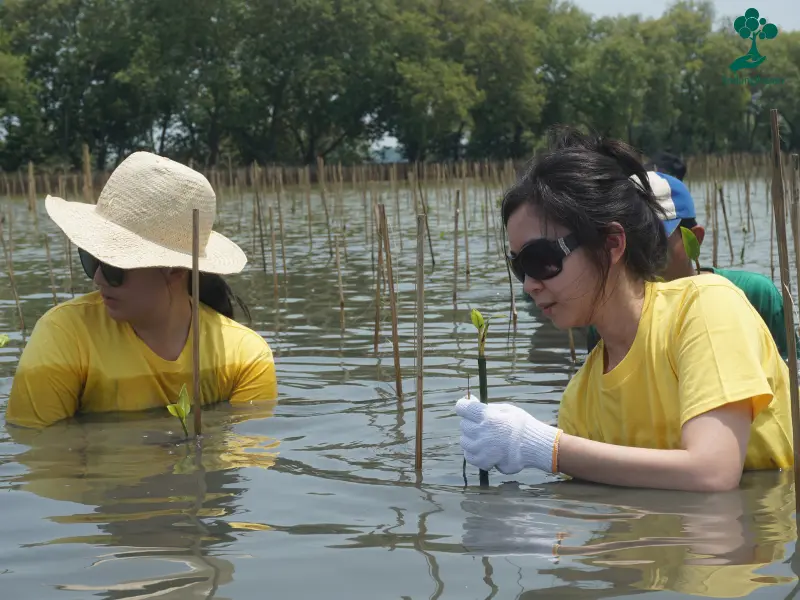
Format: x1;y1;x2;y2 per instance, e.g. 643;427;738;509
586;169;798;360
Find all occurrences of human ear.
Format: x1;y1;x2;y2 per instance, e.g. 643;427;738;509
692;225;706;246
605;222;627;266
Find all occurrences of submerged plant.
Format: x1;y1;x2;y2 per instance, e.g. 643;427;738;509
167;383;192;438
680;226;701;275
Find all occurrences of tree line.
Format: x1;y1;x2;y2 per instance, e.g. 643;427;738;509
0;0;798;172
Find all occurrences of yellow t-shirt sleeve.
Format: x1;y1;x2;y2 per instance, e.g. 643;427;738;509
229;333;278;403
7;311;86;428
674;281;774;426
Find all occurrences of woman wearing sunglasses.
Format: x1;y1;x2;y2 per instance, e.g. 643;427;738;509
7;152;277;428
456;128;793;491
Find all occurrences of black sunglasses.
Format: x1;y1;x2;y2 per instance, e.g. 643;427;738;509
506;233;580;283
78;248;127;287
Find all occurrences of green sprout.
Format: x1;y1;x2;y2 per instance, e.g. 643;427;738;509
471;309;488;357
680;226;701;275
469;309;490;486
0;334;9;348
167;383;192;438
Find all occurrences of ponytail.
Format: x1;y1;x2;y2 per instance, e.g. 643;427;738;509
187;272;251;323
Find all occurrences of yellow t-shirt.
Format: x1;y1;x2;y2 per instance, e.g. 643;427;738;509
6;291;278;428
558;274;793;470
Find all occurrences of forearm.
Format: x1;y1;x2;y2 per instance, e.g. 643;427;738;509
557;433;739;492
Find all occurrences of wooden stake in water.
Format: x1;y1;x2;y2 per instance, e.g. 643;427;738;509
792;155;800;333
567;329;577;363
27;161;36;212
0;217;24;331
254;192;268;277
470;309;490;487
415;213;425;471
335;232;345;324
269;204;279;301
712;180;719;267
373;203;384;354
768;109;800;519
379;204;403;401
276;169;288;280
82;143;93;203
192;209;202;438
461;163;470;284
43;234;57;306
317;156;334;258
718;185;734;265
453;191;460;304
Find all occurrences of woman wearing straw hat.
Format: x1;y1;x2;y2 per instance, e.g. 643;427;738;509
6;151;277;428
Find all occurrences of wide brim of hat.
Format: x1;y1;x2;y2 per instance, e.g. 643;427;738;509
45;195;247;274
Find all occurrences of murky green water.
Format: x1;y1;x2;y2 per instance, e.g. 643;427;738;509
0;177;798;599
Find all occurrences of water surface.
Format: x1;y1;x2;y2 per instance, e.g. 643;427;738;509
0;177;798;599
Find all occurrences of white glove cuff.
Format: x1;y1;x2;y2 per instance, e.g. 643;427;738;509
519;420;562;474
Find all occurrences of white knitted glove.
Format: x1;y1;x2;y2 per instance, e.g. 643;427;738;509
456;395;561;475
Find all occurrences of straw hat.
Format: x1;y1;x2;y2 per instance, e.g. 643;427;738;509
45;151;246;274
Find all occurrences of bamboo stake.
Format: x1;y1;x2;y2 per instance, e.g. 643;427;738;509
791;154;800;339
269;204;279;301
415;213;425;472
66;237;74;296
316;156;334;258
567;329;577;363
414;165;436;267
461;163;470;284
0;217;24;331
335;232;345;319
712;180;719;267
718;185;734;265
276;169;287;280
373;203;383;354
27;161;36;212
254;192;268;276
192;209;202;438
379;204;403;401
43;234;57;306
82;143;93;203
453;191;460;304
769;109;800;520
305;167;313;247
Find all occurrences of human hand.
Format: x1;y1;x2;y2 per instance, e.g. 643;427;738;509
455;395;561;475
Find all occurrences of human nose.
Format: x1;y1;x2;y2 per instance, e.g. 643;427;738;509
523;275;544;296
93;264;108;287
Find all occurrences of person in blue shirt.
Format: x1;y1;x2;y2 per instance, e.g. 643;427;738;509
585;166;798;360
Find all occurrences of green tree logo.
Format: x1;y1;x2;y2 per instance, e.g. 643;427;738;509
729;8;779;72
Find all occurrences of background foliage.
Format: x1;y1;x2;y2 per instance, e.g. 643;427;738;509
0;0;798;171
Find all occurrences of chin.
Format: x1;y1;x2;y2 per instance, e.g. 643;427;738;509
102;302;128;322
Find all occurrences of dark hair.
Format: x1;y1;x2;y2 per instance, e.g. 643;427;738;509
644;151;687;181
188;273;251;322
501;126;669;300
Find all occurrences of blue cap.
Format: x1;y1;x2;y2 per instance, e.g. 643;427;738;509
646;171;696;236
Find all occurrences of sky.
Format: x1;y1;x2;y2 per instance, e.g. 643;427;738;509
569;0;798;31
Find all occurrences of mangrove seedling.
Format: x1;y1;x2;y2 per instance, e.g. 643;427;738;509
167;383;192;438
470;308;490;487
680;226;701;275
0;334;8;348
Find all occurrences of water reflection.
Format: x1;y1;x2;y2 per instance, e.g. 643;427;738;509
461;473;796;597
2;403;278;599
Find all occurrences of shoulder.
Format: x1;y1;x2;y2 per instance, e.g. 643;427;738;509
200;305;273;358
31;291;106;334
654;273;751;306
711;268;781;304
